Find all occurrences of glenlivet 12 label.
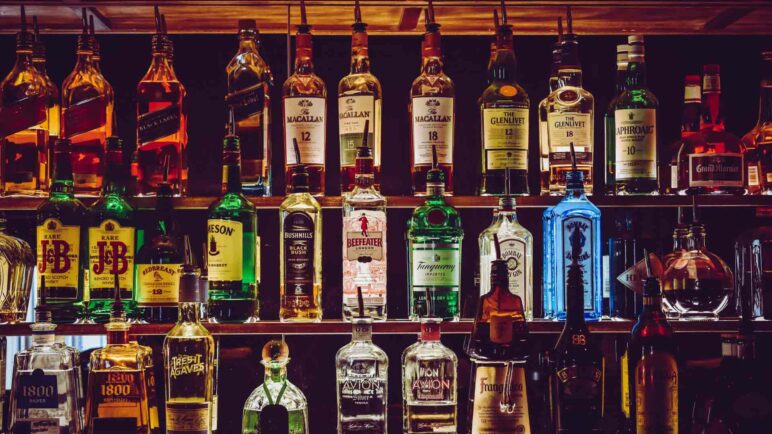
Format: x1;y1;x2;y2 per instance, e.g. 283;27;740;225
482;108;529;170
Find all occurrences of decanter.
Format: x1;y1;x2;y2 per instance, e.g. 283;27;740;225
0;216;35;323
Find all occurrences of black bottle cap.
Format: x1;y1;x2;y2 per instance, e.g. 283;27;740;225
425;144;445;186
490;234;509;286
642;249;661;297
111;273;125;320
179;264;206;303
224;106;241;151
238;19;257;33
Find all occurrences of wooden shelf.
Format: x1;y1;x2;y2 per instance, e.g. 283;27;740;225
2;1;771;35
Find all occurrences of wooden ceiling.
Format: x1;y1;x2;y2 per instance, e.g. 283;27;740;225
0;1;770;35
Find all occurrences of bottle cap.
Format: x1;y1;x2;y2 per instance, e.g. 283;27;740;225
110;272;126;321
627;34;644;45
498;168;515;211
642;250;661;297
425;144;445;188
352;0;367;32
685;75;701;86
16;6;33;49
424;0;441;33
238;19;257;32
297;0;312;33
179;264;206;303
419;318;442;341
703;64;720;75
616;44;629;67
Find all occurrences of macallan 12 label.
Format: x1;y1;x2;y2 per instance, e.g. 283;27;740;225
37;218;80;298
615;108;657;180
88;219;135;298
207;219;243;282
342;210;386;308
284;97;326;165
411;96;454;165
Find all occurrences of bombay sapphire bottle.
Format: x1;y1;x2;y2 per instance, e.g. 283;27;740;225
543;145;602;320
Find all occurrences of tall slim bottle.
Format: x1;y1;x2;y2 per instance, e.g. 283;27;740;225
742;51;772;195
32;15;61;170
538;18;562;195
604;43;629;193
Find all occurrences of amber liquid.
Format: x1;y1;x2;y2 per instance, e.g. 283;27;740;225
1;128;47;195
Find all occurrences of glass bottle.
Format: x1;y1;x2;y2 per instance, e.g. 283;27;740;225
0;216;34;323
734;207;772;319
87;136;136;321
402;318;457;433
410;1;455;195
206;113;259;322
136;6;188;196
61;9;114;196
283;0;326;196
280;139;323;322
242;340;309;434
668;75;702;195
742;51;772;195
339;0;382;193
163;265;215;434
604;43;629;194
342;126;387;321
479;5;530;196
542;204;556;318
32;15;61;152
226;19;274;196
407;147;463;321
37;138;88;323
538;18;562;195
662;208;690;270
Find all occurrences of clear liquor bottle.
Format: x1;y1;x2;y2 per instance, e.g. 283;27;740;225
61;9;114;196
479;5;530;196
37;138;88;323
407;147;463;321
668;75;702;194
402;318;457;433
410;0;455;195
163;265;215;434
206;113;259;322
283;0;326;196
226;19;274;196
538;17;562;195
604;43;629;194
32;15;60;154
242;340;309;434
742;51;772;195
136;7;188;196
545;8;594;195
280;140;322;322
342;123;387;321
9;278;83;434
734;208;772;319
339;0;382;193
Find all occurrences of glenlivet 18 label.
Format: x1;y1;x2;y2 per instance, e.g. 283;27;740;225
37;218;80;298
411;97;454;165
482;108;529;170
207;219;243;282
615;108;657;180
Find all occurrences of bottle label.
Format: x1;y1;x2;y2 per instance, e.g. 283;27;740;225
37;218;80;298
547;112;592;155
12;420;60;434
63;95;106;138
136;263;182;305
555;363;604;425
283;211;316;306
748;164;760;187
614;108;657;180
616;258;648;294
411;243;460;288
343;210;387;309
138;103;182;145
411;96;454;165
91;371;143;424
339;95;378;166
166;401;210;434
411;359;454;401
88;219;135;298
284;97;326;165
635;352;678;434
482;108;529;170
0;95;47;138
497;237;528;300
621;350;630;418
470;364;531;434
16;369;59;409
688;152;744;187
226;83;265;122
338;360;385;417
539;119;550;172
207;219;243;282
561;217;595;311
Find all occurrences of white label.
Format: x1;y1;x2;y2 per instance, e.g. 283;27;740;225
670;164;678;189
748;165;760;187
470;364;531;434
411;243;460;288
547;112;592;151
538;119;550;172
561;217;595;311
684;85;701;103
342;210;387;308
338;95;377;166
615;108;657;180
483;108;529;170
207;219;243;282
284;96;326;165
411;96;454;165
498;237;527;299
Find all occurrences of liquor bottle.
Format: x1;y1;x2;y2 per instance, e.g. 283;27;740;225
37;138;88;323
402;317;457;433
538;18;562;195
226;19;274;196
163;265;215;434
61;8;114;196
479;3;530;196
410;0;455;195
678;64;746;195
466;241;531;433
339;0;382;193
668;75;702;194
9;278;83;434
335;289;388;433
549;222;604;433
604;43;629;193
283;0;326;196
280;139;322;322
543;145;602;320
0;6;51;196
611;36;659;195
136;6;188;196
32;16;61;145
85;276;154;434
545;7;594;195
734;207;772;319
206;111;259;322
407;146;463;321
342;122;387;320
478;170;533;319
742;51;772;195
662;208;690;269
242;339;309;434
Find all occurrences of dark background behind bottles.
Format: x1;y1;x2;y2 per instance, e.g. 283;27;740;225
1;32;772;433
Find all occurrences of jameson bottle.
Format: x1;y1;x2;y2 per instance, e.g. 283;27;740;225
207;113;259;322
87;136;136;321
37;139;87;323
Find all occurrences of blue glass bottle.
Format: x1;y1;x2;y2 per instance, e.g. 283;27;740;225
543;146;602;321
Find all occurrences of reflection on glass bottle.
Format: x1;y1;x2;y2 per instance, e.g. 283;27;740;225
734;207;772;319
0;216;35;323
742;51;772;195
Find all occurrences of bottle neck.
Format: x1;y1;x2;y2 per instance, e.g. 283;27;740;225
30;323;57;346
178;302;202;324
625;60;647;88
557;37;582;87
565;277;587;326
548;46;561;92
102;153;124;196
223;146;242;194
350;31;370;74
689;226;707;251
106;325;130;345
32;58;47;75
155;192;174;235
426;182;445;198
422;31;443;75
702;74;724;131
238;35;259;54
352;321;373;342
265;365;288;383
14;50;33;68
51;150;75;197
294;33;314;74
672;228;690;251
615;66;628;93
489;34;517;83
565;182;587;200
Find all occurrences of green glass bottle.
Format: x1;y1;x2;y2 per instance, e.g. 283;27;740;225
407;145;463;321
206;112;258;322
36;138;88;323
86;135;136;321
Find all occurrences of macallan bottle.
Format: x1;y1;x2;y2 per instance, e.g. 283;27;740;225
136;6;188;196
283;0;326;196
339;0;382;193
410;0;455;195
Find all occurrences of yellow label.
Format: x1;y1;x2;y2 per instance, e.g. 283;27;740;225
635;352;678;434
471;364;531;434
255;235;261;283
36;218;80;294
166;401;210;433
621;350;630;418
136;264;182;304
206;219;243;282
88;219;135;293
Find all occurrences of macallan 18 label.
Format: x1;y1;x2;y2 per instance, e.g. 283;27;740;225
342;210;386;308
88;219;135;297
483;108;529;170
615;108;657;180
207;219;243;282
37;218;80;298
411;96;454;165
136;263;182;305
284;97;326;165
470;364;531;434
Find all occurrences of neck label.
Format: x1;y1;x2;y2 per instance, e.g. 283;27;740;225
343;210;387;309
37;218;80;298
284;97;326;165
483;108;529;170
411;97;454;165
339;95;379;166
207;219;244;282
88;219;135;297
